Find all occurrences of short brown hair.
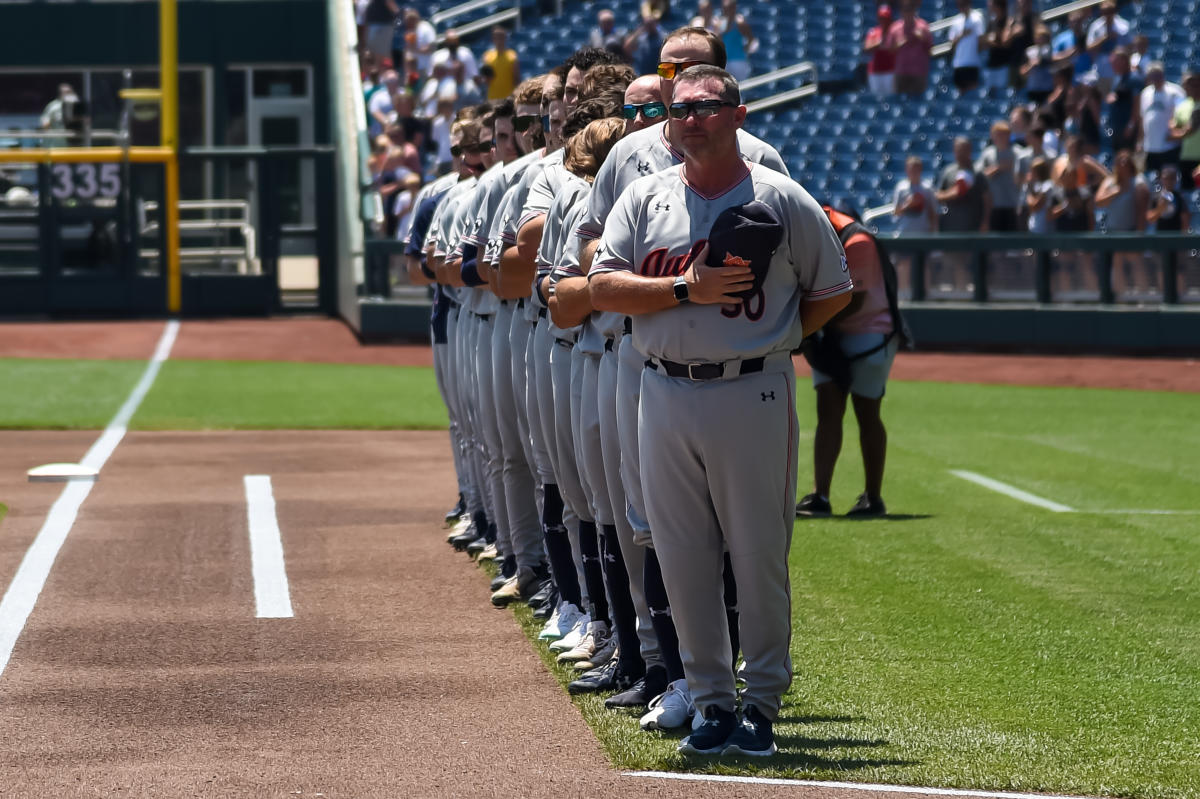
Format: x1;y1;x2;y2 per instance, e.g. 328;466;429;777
674;65;740;104
564;117;625;181
515;75;547;106
579;63;636;102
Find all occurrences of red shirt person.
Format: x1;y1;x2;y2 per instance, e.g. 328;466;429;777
885;0;933;96
864;5;896;96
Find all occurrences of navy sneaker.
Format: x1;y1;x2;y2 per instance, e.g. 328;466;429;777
721;705;777;757
604;664;667;709
679;706;737;755
846;493;887;518
568;657;619;694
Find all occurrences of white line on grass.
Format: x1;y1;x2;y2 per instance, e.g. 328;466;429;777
0;320;180;679
625;771;1099;799
244;475;294;619
949;470;1075;513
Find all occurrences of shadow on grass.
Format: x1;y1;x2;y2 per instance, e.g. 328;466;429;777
828;513;935;522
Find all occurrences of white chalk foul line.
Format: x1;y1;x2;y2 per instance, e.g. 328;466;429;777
0;319;180;679
625;771;1100;799
949;470;1075;513
244;475;294;619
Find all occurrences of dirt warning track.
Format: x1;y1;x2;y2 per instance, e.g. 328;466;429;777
1;429;950;799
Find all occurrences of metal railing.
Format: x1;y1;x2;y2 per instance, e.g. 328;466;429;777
435;7;520;44
742;61;819;113
432;0;503;27
138;199;258;272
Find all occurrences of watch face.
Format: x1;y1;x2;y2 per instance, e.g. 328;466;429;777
673;277;689;301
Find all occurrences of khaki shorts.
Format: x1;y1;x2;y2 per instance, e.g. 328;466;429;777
811;331;898;400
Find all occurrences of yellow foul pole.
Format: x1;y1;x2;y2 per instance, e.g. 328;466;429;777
160;0;181;314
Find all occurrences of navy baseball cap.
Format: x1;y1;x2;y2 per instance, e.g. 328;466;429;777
705;200;784;300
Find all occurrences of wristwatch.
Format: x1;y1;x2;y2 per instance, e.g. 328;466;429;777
673;274;690;304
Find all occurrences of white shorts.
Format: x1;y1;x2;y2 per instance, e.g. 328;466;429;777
811;331;899;400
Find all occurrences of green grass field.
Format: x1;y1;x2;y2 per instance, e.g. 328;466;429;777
2;357;1198;797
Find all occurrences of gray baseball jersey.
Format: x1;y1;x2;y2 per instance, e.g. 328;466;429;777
577;123;790;243
403;171;459;247
537;174;590;342
552;195;606;355
591;163;852;363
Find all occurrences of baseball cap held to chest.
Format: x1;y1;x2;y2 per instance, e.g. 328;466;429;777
704;200;784;300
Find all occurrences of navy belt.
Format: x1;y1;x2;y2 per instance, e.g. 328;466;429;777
538;307;548;319
518;298;526;309
650;357;765;381
499;299;510;307
604;337;614;352
554;338;574;350
623;317;632;336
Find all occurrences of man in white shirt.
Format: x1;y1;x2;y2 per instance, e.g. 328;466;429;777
1085;0;1131;93
1135;62;1185;173
947;0;985;93
432;29;479;83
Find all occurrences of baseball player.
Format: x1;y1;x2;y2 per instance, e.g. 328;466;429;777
574;26;791;719
590;66;852;757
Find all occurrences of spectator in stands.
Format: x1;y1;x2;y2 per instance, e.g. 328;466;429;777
1063;82;1103;155
1130;34;1149;78
458;64;490;109
1097;149;1151;293
1085;0;1131;94
863;5;896;96
384;120;423;175
1053;133;1109;191
1034;107;1062;156
361;0;399;60
39;83;82;132
1008;0;1036;67
1021;25;1055;104
1049;163;1094;232
691;0;717;32
1148;165;1190;231
1169;71;1200;190
432;30;479;85
590;9;625;53
1107;48;1143;154
892;156;938;233
624;5;667;76
419;61;456;118
980;0;1013;92
1044;63;1075;131
400;8;437;77
430;91;457;174
714;0;757;81
977;120;1023;231
938;136;992;232
1009;105;1034;147
1135;62;1185;175
368;70;400;138
1024;156;1056;233
1051;9;1093;80
483;26;521;100
947;0;985;94
885;0;933;97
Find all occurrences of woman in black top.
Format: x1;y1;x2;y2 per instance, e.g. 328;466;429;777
982;0;1011;91
1149;166;1191;231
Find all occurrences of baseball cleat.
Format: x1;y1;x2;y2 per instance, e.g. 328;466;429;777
548;613;590;652
605;664;667;709
444;494;467;525
539;601;582;641
640;679;695;730
557;622;609;663
574;632;617;671
795;493;832;517
846;493;887;517
721;705;777;757
568;657;620;694
475;543;499;562
678;706;737;755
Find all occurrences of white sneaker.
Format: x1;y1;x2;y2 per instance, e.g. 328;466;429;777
575;633;617;671
540;601;581;642
548;613;590;652
558;621;609;663
538;604;563;640
640;679;695;730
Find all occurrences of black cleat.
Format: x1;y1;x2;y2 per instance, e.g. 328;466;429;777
795;493;832;518
444;494;467;524
568;657;620;694
846;493;887;518
604;664;667;709
679;706;737;755
722;704;777;756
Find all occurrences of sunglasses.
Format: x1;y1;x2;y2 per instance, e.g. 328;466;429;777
513;114;540;132
621;101;667;120
450;141;495;157
657;60;707;80
541;113;552;132
667;100;737;119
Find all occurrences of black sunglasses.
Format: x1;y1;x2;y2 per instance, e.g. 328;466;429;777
514;114;540;132
622;101;667;120
667;100;737;119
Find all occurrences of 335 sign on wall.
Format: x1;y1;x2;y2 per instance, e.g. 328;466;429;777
50;164;122;200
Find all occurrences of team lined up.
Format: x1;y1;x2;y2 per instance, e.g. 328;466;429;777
403;28;858;758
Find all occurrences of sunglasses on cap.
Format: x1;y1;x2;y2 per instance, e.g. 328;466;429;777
621;101;667;120
667;100;737;119
513;114;540;132
656;60;707;80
